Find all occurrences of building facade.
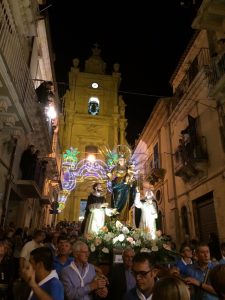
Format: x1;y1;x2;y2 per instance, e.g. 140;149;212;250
58;46;128;221
0;0;61;229
134;23;225;245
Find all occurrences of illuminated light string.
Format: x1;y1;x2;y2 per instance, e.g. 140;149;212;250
58;147;138;211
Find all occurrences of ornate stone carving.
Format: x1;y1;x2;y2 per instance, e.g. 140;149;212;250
85;45;106;74
0;99;8;112
85;124;99;135
0;113;16;126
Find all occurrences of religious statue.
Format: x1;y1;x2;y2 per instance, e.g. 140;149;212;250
134;189;158;239
108;153;137;223
83;183;108;234
73;58;80;68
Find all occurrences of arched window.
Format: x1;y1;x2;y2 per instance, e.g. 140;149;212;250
181;205;190;235
85;145;98;156
88;97;100;115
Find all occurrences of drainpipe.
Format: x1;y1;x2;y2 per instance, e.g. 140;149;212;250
0;137;18;228
168;122;181;245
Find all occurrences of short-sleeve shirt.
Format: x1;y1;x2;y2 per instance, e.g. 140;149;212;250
29;277;64;300
20;240;43;262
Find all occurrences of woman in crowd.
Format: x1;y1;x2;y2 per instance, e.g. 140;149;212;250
152;276;190;300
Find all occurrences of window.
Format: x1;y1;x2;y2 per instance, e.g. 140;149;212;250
181;206;190;235
156;210;162;231
88;97;100;115
85;145;98;155
153;143;160;168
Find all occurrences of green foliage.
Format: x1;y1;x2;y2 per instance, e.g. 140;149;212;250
63;148;80;163
106;151;119;167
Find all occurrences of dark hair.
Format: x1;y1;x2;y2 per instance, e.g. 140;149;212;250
33;229;44;239
57;235;70;244
210;264;225;299
180;243;192;253
30;247;53;271
133;252;156;268
93;183;99;190
196;242;209;252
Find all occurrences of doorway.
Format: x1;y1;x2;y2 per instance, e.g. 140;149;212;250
193;192;218;242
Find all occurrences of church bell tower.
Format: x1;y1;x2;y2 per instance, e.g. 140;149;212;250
59;44;128;221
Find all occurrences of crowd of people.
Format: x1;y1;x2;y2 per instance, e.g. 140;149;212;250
0;221;224;300
12;147;225;299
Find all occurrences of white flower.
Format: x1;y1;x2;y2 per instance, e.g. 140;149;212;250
118;234;125;242
102;247;109;254
116;220;123;229
103;233;113;242
135;240;141;246
151;245;159;252
113;236;119;244
122;226;129;234
105;208;119;216
140;248;151;253
90;244;96;252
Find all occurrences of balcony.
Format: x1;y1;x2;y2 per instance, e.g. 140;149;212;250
15;159;48;198
174;48;211;100
0;0;52;154
174;136;208;182
146;168;166;185
206;52;225;97
143;153;166;186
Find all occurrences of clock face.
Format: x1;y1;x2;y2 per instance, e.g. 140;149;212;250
91;82;98;89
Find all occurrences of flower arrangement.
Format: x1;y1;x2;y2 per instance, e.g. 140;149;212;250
83;215;180;265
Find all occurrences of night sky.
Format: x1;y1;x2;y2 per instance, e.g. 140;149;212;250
46;1;200;147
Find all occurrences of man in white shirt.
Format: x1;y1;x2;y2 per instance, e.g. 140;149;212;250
20;229;46;272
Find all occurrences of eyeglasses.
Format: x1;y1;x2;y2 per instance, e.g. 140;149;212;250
132;270;151;278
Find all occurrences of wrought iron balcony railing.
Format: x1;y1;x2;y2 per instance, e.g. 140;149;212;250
143;153;166;185
206;53;225;91
174;136;208;181
174;48;211;99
